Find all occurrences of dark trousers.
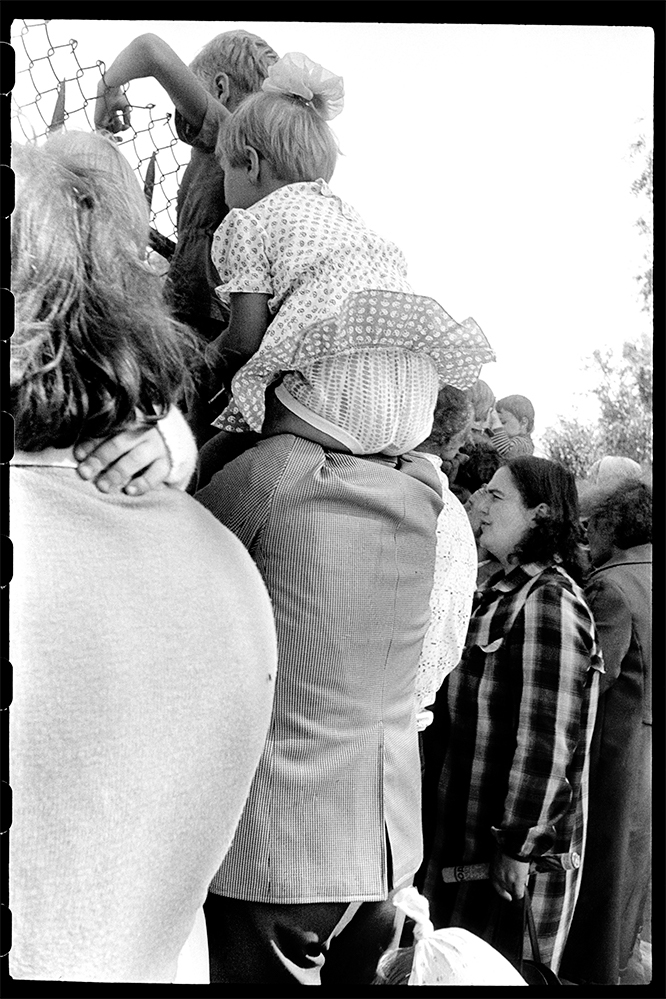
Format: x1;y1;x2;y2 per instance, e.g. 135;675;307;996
414;676;452;892
203;892;398;985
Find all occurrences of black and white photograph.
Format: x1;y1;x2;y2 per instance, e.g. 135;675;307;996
4;12;656;990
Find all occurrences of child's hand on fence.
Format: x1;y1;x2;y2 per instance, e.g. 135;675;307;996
95;79;132;133
74;424;171;495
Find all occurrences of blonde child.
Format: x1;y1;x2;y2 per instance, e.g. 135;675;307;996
198;52;494;483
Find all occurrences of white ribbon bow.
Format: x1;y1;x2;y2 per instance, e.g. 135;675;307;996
262;52;344;120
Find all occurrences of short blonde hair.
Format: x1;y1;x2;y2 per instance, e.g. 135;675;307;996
190;30;278;99
217;90;338;183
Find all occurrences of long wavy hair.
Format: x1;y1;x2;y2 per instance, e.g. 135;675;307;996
507;456;587;583
11;131;200;451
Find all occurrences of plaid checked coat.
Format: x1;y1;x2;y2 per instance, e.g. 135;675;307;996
423;562;603;973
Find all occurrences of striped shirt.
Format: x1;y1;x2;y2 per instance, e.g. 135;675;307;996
489;429;534;457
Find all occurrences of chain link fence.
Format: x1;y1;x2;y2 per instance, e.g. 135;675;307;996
10;18;191;261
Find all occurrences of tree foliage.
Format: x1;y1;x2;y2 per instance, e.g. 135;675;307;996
543;131;653;476
589;333;653;465
629;132;653;315
542;418;604;479
544;333;652;475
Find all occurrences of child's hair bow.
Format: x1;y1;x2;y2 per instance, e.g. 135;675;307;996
262;52;344;120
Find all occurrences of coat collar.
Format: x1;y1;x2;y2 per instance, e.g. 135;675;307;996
591;544;652;574
475;562;552;605
488;561;550;594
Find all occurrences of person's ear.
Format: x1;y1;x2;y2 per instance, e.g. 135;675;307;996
531;502;550;523
214;72;231;105
244;146;261;184
519;417;530;434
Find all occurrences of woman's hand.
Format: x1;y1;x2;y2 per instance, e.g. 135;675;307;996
491;851;530;902
74;424;171;495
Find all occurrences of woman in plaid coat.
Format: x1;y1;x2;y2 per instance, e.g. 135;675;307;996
422;457;603;974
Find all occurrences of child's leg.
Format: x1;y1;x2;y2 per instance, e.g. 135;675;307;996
196;429;262;490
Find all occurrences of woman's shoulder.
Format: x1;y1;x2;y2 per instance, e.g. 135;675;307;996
586;551;652;604
497;564;591;624
524;564;587;603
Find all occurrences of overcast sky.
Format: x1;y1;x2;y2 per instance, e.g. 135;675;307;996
10;17;654;448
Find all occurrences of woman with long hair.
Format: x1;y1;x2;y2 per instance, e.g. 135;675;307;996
10;132;276;983
421;457;603;975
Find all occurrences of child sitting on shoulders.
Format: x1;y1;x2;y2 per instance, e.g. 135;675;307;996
488;394;535;457
198;52;494;485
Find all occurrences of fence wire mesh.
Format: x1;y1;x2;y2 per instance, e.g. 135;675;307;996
10;18;192;259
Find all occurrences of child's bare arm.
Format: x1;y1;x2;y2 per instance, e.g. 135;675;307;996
206;293;272;382
95;33;227;134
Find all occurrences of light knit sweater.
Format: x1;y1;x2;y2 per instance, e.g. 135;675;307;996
9;458;277;983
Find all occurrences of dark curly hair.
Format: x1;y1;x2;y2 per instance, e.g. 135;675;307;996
588;481;652;549
421;384;473;450
456;439;505;493
507;456;587;583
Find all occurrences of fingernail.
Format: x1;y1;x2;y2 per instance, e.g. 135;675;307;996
124;485;138;496
78;464;93;479
96;479;110;494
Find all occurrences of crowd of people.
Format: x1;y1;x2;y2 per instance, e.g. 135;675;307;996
9;28;652;988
